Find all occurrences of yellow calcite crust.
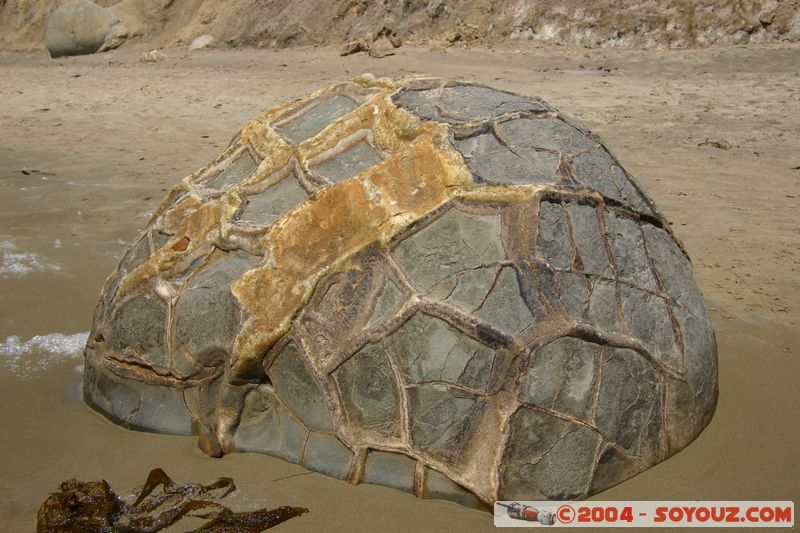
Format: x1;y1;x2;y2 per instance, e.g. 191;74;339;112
115;76;551;382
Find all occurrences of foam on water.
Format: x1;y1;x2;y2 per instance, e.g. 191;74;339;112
0;332;88;377
0;240;60;276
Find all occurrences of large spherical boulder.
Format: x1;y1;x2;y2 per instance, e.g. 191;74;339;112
83;75;717;507
45;0;127;58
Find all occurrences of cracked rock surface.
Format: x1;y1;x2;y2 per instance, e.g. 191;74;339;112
84;75;717;509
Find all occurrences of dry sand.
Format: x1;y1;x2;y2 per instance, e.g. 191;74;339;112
0;43;798;531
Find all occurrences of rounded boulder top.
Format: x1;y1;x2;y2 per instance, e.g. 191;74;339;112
84;75;718;507
45;0;127;58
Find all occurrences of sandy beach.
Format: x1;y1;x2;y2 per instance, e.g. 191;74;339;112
1;43;798;531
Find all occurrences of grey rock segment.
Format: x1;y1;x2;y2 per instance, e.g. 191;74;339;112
474;267;536;334
363;451;417;492
393;208;505;291
520;337;600;420
88;366;192;435
235;385;309;462
89;366;140;424
313;142;382;183
278;95;358;144
422;468;486;509
334;343;402;437
642;225;709;319
619;285;681;370
537;201;572;268
566;202;613;276
128;385;193;435
604;212;658;291
571;148;650;212
151;231;172;251
456;117;596;185
207;151;259;190
456;131;560;185
119;237;150;275
268;342;333;433
428;266;496;312
408;384;483;462
500;409;600;500
240;176;308;226
393;84;549;124
172;251;256;370
501;118;596;155
590;446;641;494
302;433;353;480
385;313;495;392
367;277;405;326
594;347;661;462
109;293;167;368
673;306;717;429
588;279;621;332
555;271;591;321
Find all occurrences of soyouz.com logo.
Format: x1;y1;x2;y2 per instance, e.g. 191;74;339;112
493;501;794;528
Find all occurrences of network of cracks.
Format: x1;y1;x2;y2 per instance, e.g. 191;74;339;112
84;78;717;506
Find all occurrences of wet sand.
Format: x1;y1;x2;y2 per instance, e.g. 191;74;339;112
1;43;798;531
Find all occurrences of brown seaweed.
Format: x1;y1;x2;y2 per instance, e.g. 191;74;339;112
189;507;310;532
36;468;308;532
